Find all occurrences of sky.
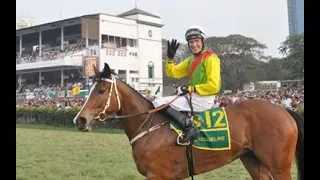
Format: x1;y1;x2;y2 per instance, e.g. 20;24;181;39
16;0;289;58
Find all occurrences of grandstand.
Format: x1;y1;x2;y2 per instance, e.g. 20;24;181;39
16;8;164;95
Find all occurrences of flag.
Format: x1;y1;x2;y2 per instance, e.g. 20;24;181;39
16;85;24;94
72;85;81;96
64;89;68;98
155;86;160;95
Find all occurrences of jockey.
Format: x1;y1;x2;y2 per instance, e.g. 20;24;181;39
152;25;222;143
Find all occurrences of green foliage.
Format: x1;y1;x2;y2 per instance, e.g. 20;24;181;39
16;106;79;126
263;58;287;80
278;34;304;79
16;106;122;129
205;35;269;90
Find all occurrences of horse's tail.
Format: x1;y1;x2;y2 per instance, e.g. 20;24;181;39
286;109;304;180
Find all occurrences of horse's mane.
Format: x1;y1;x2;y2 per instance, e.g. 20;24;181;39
120;79;155;109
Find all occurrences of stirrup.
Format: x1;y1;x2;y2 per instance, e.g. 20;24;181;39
177;132;190;146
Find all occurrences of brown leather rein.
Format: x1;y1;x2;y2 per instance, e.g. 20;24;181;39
100;94;181;120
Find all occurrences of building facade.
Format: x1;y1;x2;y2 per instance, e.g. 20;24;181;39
16;8;163;94
16;16;39;29
287;0;304;35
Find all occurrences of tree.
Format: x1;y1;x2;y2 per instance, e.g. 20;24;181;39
205;35;268;90
263;58;287;80
278;34;304;79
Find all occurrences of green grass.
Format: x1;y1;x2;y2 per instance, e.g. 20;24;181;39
16;124;298;180
16;124;124;134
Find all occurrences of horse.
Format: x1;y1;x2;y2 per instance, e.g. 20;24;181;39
73;63;304;180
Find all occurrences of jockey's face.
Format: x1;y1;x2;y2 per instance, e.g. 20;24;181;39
188;38;203;54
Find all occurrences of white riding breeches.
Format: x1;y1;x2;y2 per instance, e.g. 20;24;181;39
152;93;215;112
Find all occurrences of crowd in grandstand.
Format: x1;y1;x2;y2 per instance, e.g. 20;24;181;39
16;41;86;64
16;82;304;112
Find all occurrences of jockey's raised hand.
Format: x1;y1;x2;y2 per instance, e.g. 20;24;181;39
167;39;180;59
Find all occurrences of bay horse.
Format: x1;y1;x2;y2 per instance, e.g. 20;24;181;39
73;63;304;180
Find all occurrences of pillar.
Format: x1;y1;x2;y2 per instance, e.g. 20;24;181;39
19;35;22;56
61;27;64;51
61;69;64;87
39;31;42;60
98;19;102;70
126;69;130;84
19;74;22;87
39;72;42;86
86;23;89;47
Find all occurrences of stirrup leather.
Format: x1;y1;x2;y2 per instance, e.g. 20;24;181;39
176;132;190;146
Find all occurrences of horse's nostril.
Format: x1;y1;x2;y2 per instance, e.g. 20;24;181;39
76;117;87;131
79;117;86;125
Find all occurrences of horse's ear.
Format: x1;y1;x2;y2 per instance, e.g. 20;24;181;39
92;64;100;77
102;63;111;78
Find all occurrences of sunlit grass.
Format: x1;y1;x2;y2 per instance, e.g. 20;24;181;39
16;125;298;180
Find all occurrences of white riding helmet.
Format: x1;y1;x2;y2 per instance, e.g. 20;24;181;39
185;25;206;41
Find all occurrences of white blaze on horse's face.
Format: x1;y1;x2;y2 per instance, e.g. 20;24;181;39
73;82;97;125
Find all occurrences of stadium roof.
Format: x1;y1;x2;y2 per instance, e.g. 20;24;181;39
117;8;160;18
16;14;99;35
16;8;161;35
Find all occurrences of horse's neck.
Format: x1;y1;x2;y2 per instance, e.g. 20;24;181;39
116;83;156;141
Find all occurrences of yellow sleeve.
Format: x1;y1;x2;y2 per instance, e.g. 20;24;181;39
194;54;221;96
165;58;189;79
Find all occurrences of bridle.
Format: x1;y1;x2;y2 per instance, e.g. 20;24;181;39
94;74;121;121
91;74;181;144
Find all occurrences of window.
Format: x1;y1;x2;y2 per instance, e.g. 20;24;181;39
128;39;134;47
133;39;137;47
148;61;154;79
130;70;138;74
109;36;114;44
115;37;120;48
121;38;127;47
102;35;108;43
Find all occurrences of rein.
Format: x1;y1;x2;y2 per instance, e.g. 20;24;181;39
100;95;182;120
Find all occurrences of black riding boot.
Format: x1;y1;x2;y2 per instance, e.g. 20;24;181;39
162;107;200;142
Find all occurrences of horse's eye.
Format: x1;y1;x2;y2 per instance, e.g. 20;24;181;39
98;89;105;94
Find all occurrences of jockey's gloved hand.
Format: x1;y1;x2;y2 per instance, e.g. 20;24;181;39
177;85;190;96
167;39;180;59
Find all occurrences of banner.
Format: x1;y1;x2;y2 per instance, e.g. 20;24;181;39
57;91;65;98
83;56;98;77
48;90;89;98
48;91;57;98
